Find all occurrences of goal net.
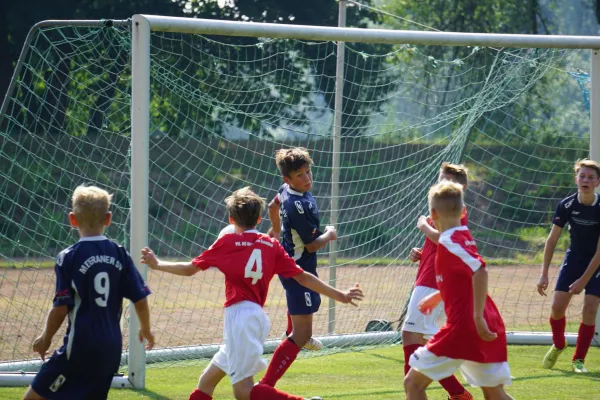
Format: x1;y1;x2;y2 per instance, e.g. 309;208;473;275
0;17;594;385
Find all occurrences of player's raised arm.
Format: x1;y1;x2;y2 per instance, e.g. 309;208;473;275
304;225;337;253
416;215;440;244
267;195;281;241
293;272;363;306
140;247;196;276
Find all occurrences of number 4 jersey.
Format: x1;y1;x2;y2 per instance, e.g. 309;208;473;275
53;235;150;369
192;229;305;307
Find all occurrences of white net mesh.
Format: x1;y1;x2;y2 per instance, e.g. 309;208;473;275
0;21;591;372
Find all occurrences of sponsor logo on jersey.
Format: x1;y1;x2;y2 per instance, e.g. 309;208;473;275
573;211;580;215
55;289;70;300
436;275;443;283
464;240;476;246
49;374;66;392
295;201;304;214
565;198;574;209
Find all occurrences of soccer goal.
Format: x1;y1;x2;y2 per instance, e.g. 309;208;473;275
1;12;600;389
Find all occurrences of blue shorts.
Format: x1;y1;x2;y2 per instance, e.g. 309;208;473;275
555;252;600;297
31;351;116;400
280;271;321;315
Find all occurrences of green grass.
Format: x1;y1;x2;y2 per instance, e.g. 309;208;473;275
1;345;598;399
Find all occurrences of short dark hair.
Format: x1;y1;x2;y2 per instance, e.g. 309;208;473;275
275;147;313;177
440;162;468;186
224;187;266;229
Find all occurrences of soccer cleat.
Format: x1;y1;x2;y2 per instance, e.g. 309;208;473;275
448;390;474;400
542;344;567;369
304;397;323;400
572;359;588;373
282;333;323;351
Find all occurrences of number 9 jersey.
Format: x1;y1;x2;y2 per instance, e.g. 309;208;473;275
192;229;305;308
52;235;150;372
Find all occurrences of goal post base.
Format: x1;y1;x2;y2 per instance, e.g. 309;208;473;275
0;373;133;388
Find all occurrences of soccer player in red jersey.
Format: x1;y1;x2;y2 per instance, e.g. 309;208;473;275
403;163;472;400
537;159;600;373
141;187;363;400
404;181;513;400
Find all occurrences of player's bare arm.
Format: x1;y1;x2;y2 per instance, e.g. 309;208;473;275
134;298;155;350
569;235;600;295
304;225;337;253
408;247;422;262
33;305;69;361
473;268;497;342
537;224;563;296
418;291;442;315
267;197;281;240
416;215;440;244
140;247;196;276
293;272;363;306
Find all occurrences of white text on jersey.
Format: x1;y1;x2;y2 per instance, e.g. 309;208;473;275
79;255;122;274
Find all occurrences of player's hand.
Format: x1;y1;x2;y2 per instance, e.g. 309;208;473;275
409;247;422;262
267;227;281;241
536;274;549;296
418;292;441;315
325;225;337;241
569;278;587;295
140;247;159;269
341;284;363;306
139;328;155;351
474;316;497;342
416;216;429;232
32;334;51;361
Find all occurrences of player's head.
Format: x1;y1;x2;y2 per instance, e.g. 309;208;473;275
225;187;266;229
428;180;464;224
275;147;314;193
574;159;600;194
439;162;468;189
70;185;113;234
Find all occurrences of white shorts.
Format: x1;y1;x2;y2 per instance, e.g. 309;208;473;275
401;286;445;337
409;347;512;388
211;301;271;384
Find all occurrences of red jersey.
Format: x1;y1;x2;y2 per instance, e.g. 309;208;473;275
426;226;507;363
192;230;304;307
414;209;468;289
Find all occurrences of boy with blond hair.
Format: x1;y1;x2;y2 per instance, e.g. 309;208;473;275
24;185;154;400
141;187;363;400
537;158;600;373
404;162;472;400
261;147;337;387
404;181;513;400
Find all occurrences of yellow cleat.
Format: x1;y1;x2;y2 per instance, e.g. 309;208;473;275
542;344;567;369
572;359;588;373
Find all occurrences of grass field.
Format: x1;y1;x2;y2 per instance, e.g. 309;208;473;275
0;345;598;399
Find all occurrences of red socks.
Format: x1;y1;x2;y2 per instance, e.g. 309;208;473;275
550;316;566;349
439;375;467;396
573;323;595;361
403;344;421;375
250;383;303;400
260;338;300;387
189;389;212;400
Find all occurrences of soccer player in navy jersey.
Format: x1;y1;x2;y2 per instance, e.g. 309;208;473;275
537;159;600;373
261;148;337;388
141;187;363;400
405;181;513;400
24;185;154;400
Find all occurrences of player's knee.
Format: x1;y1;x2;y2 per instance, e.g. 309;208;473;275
232;385;252;400
23;386;45;400
403;373;426;393
581;301;600;322
550;303;567;319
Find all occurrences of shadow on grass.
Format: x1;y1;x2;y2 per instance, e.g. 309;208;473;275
121;388;177;399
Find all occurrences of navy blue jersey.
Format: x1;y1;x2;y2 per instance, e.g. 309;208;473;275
52;236;150;371
277;184;322;273
552;193;600;258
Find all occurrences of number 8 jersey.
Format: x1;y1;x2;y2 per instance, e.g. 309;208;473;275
53;235;150;369
192;229;305;307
